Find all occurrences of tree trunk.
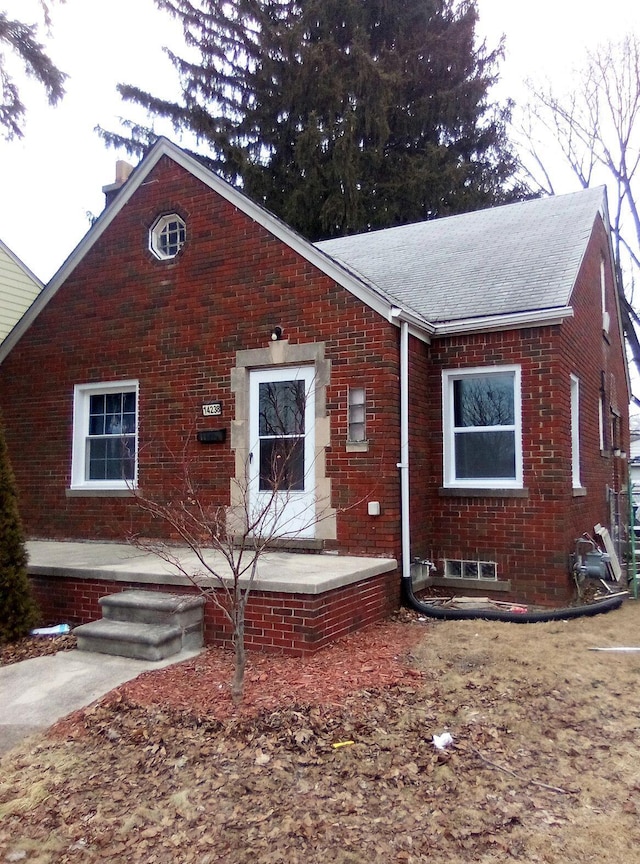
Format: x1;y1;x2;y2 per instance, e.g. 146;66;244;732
231;615;246;705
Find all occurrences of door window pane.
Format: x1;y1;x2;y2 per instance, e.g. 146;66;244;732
259;438;304;491
259;380;305;436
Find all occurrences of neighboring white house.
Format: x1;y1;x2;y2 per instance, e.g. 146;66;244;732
0;239;42;344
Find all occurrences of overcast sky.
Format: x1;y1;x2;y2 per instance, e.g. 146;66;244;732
1;0;640;282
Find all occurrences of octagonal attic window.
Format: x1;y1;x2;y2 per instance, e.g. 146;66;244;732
150;214;186;260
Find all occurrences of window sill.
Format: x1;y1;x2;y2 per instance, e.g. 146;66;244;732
231;535;325;552
572;486;587;497
424;575;512;593
346;440;369;453
66;487;139;498
439;487;528;499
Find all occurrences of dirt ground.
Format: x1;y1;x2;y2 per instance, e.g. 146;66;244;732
2;602;640;863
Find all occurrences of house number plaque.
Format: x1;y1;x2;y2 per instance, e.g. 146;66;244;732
202;402;222;417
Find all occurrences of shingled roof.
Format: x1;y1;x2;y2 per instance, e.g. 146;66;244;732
315;186;606;326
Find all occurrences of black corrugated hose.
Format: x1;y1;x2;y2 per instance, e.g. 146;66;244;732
402;576;628;623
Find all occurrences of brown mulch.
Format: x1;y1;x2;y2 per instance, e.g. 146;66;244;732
51;614;427;740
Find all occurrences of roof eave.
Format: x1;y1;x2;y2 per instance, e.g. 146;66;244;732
432;306;574;337
389;306;434;342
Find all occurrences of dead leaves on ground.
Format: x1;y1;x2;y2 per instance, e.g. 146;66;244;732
0;686;536;862
5;609;640;862
0;634;77;666
0;685;580;864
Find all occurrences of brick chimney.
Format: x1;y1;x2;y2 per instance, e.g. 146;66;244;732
102;160;134;207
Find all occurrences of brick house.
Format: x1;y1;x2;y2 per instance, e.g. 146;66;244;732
0;138;630;648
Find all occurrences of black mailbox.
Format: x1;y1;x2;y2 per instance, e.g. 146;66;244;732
197;429;227;444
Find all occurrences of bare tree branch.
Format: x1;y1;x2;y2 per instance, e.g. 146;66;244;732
514;34;640;389
127;377;376;703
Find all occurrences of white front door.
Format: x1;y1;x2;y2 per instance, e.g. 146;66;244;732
249;366;316;539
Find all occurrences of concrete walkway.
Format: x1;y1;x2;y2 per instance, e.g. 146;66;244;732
0;647;200;757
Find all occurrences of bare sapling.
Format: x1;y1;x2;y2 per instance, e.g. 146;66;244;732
130;376;337;703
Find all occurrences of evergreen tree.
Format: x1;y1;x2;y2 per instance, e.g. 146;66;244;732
0;3;66;139
0;417;39;643
104;0;528;239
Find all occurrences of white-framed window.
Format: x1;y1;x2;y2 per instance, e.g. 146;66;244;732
598;393;605;452
570;374;581;488
347;386;366;442
442;366;522;489
600;257;610;334
71;381;139;489
149;214;186;260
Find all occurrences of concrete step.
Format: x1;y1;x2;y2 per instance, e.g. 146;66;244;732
74;619;184;662
75;590;206;660
100;590;204;626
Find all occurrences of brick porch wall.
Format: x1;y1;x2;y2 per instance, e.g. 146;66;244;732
29;568;401;656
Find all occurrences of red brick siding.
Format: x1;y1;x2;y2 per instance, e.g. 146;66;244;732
410;217;630;605
30;569;400;656
0;156;402;561
558;217;630;559
0;156;630;607
407;333;433;561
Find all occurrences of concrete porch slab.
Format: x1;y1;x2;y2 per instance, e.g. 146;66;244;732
26;540;397;595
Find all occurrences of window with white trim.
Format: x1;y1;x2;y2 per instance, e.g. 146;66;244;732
600;257;610;334
442;366;522;488
598;393;605;452
570;374;581;487
71;381;138;489
150;214;186;260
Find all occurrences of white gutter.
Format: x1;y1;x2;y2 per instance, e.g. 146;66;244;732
392;311;412;582
432;306;573;337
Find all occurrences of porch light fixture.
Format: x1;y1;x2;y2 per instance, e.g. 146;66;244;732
270;326;283;341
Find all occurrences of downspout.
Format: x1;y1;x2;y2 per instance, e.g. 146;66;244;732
398;318;411;585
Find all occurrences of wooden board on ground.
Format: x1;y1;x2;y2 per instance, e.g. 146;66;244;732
594;523;623;582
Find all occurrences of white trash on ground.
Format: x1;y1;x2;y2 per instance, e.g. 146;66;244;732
432;732;454;750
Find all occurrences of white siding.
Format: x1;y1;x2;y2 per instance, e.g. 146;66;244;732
0;241;42;343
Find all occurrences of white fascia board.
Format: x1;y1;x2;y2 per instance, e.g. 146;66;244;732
432;306;574;337
0;146;166;362
1;138;424;362
389;306;434;343
166;143;416;325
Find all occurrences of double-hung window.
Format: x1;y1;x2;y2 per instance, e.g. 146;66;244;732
71;381;139;489
442;366;522;489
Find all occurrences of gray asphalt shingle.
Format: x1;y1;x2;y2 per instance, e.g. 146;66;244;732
315;187;605;325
